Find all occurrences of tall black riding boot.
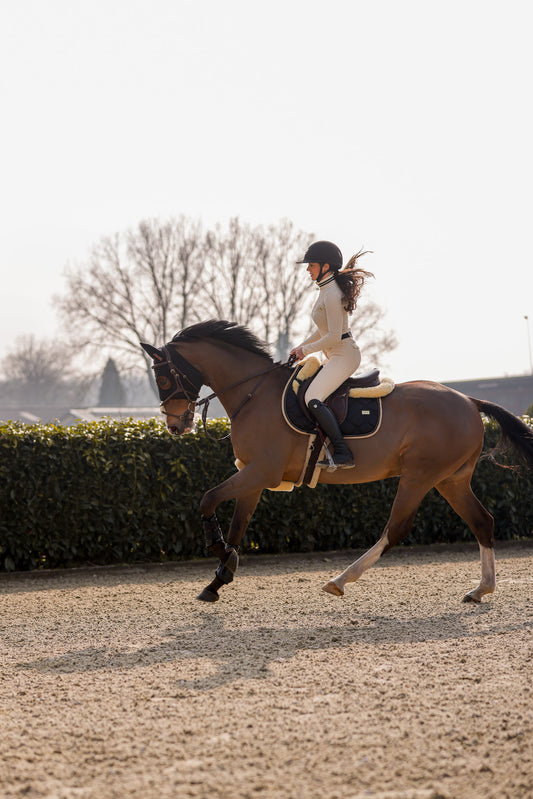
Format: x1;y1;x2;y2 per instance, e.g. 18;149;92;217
307;399;355;469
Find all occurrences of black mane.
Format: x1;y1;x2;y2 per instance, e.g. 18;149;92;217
172;320;273;361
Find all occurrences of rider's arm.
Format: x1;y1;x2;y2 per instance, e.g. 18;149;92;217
299;329;321;350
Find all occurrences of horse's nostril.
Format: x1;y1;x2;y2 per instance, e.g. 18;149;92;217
168;425;179;436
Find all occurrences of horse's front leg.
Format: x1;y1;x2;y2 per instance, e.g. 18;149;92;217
197;491;262;602
197;467;272;602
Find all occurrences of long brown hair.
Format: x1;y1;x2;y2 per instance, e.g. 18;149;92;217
333;249;374;314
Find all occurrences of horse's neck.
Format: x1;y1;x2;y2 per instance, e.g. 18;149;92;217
189;343;274;413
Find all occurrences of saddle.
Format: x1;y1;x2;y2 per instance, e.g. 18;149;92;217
282;357;395;438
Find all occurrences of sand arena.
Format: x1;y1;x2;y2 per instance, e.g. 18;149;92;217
1;541;532;799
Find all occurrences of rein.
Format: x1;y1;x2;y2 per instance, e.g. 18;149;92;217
197;363;286;440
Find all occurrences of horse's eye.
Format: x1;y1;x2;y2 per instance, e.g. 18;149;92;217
157;376;172;390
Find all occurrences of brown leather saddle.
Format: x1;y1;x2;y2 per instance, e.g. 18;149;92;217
294;365;380;424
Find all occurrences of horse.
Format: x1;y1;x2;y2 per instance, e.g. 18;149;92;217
141;319;533;604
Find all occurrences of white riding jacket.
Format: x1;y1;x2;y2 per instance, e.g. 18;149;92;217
301;275;361;404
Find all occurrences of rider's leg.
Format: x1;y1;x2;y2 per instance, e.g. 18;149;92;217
304;348;360;469
307;398;355;468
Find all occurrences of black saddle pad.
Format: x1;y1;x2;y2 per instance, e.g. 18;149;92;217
283;372;382;438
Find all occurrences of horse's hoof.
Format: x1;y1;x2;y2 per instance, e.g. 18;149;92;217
322;580;344;597
196;588;219;602
462;593;481;603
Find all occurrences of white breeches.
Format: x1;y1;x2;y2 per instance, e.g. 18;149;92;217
304;342;361;405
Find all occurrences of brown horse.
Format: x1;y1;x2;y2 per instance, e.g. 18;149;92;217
141;320;533;604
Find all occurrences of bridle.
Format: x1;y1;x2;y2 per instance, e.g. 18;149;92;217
151;345;203;429
152;344;291;440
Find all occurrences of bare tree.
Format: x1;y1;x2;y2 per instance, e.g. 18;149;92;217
54;214;398;396
252;219;315;359
129;217;206;332
0;335;94;405
54;216;206;391
202;217;262;327
352;301;399;369
200;217;315;359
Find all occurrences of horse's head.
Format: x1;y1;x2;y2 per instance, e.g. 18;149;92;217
140;342;203;435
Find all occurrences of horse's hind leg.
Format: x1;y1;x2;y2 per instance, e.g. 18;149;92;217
322;533;392;596
436;475;495;603
323;476;432;597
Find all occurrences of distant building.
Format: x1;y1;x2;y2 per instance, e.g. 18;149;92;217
0;407;65;425
1;377;530;426
64;407;161;425
443;374;533;415
0;406;161;426
0;387;228;427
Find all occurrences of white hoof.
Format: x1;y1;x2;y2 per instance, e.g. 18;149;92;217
322;580;344;597
462;591;482;603
463;582;495;603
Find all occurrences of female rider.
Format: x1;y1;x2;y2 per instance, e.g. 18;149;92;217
289;240;373;469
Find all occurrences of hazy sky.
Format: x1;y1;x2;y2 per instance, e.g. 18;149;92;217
1;0;532;383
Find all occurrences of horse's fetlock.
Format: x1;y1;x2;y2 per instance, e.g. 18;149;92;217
215;546;239;584
215;563;235;584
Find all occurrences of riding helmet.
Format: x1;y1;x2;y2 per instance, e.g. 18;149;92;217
297;240;343;269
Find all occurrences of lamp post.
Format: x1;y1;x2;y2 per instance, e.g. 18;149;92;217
525;315;533;375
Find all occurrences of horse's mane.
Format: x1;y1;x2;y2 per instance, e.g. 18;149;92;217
172;320;273;362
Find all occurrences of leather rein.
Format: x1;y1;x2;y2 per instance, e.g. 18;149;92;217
153;345;291;441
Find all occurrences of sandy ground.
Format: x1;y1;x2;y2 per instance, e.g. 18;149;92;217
1;541;532;799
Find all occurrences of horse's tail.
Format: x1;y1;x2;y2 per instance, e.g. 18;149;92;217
471;397;533;471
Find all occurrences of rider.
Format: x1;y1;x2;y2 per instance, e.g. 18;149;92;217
289;240;373;469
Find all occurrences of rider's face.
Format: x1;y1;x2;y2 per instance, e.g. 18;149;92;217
307;262;322;281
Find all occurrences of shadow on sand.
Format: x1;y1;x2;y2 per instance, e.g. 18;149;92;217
15;603;533;690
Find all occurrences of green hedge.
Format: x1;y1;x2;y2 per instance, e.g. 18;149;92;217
0;416;532;571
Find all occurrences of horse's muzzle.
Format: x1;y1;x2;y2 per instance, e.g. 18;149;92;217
162;402;196;436
167;419;194;436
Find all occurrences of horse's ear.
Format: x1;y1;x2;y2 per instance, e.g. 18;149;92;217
140;342;164;362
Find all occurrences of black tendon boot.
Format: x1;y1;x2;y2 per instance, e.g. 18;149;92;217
307;399;355;469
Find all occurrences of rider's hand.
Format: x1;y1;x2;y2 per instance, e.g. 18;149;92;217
289;346;304;362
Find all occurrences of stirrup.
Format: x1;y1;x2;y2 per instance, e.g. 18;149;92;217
318;456;355;470
317;439;355;472
318;442;355;470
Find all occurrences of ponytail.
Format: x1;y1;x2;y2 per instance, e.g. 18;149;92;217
333;249;374;314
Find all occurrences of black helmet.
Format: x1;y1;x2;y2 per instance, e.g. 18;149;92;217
297;240;343;269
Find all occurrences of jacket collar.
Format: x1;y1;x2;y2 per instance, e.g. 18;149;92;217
317;274;336;287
